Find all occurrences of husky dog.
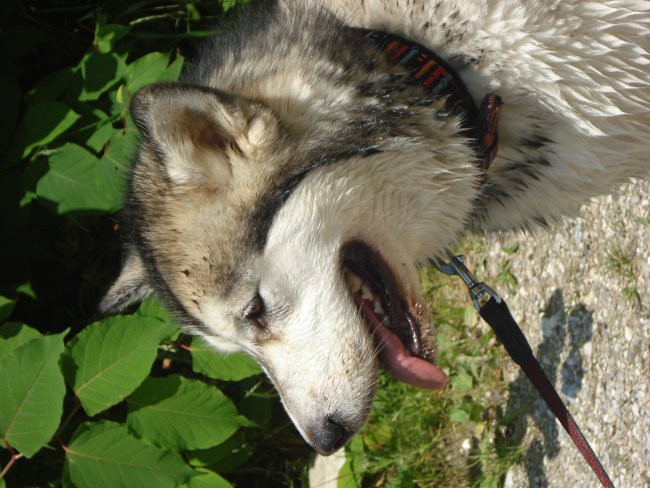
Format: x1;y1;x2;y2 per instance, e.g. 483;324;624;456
101;0;649;454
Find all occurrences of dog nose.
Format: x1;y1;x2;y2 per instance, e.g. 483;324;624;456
310;416;353;455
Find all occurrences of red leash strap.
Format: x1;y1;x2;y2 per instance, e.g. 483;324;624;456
437;255;615;487
479;298;615;488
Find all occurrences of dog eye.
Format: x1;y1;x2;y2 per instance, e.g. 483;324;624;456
243;293;267;329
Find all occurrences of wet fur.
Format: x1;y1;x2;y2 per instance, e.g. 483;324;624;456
102;0;650;453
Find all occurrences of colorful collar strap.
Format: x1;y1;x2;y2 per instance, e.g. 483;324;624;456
361;29;502;176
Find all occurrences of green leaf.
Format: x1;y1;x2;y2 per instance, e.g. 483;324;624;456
16;283;37;300
636;216;650;226
127;375;251;451
61;457;74;488
238;385;272;427
181;468;232;488
338;436;364;488
95;17;131;53
35;143;123;215
221;0;245;12
25;68;76;105
0;322;41;359
451;370;474;392
69;108;114;153
163;55;184;83
78;52;127;101
125;52;184;93
502;242;520;254
134;298;181;341
186;434;252;470
135;298;175;323
190;336;261;381
60;314;172;416
7;101;81;165
0;295;16;322
84;121;115;153
363;419;392;451
448;407;471;423
0;331;67;457
65;421;195;488
99;127;138;179
337;454;357;488
110;84;129;116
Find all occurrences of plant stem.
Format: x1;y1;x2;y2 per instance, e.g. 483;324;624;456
0;440;24;480
51;398;82;444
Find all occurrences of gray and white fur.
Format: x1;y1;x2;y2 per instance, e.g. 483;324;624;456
101;0;650;455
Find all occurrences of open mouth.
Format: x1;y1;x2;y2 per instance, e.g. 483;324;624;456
341;241;446;389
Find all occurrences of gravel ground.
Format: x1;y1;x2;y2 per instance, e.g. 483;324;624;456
473;178;649;488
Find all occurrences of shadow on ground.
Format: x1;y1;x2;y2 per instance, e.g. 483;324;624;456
494;288;594;487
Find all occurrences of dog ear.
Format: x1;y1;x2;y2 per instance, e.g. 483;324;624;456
100;248;153;316
130;83;279;188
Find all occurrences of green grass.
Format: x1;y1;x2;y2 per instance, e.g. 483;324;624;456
605;247;642;308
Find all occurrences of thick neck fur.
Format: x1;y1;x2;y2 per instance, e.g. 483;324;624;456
188;0;649;236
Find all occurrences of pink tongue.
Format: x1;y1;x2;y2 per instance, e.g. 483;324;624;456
359;301;448;389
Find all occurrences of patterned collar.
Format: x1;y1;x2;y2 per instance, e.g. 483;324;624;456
362;29;502;177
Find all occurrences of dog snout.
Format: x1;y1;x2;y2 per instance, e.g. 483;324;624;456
310;415;353;455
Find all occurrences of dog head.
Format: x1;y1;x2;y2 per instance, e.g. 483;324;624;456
101;70;478;453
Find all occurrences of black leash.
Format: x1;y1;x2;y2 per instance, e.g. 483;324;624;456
436;254;615;488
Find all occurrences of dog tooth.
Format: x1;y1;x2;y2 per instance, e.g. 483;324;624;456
361;285;373;301
345;271;362;292
373;301;385;315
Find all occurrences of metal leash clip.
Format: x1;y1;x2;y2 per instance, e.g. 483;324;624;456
434;253;501;310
